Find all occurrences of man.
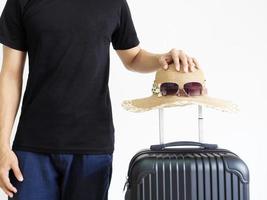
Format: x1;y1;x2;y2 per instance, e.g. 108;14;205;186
0;0;200;199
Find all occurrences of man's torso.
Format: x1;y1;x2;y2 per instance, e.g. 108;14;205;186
12;0;123;154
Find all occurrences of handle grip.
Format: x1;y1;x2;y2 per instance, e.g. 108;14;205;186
150;141;218;150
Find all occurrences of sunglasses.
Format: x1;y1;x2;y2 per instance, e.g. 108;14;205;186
152;81;207;97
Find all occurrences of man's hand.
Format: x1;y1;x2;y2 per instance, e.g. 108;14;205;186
116;45;200;73
158;48;200;72
0;147;23;198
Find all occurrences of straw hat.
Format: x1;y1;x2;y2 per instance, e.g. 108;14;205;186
121;64;238;113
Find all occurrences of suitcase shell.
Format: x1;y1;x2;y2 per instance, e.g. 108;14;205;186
124;144;249;200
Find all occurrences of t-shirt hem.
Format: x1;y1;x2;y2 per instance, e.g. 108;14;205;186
113;38;140;50
12;144;114;155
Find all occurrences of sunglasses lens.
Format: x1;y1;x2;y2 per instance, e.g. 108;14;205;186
184;82;202;96
160;82;179;96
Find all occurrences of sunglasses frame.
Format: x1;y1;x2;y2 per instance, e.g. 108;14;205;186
152;81;207;97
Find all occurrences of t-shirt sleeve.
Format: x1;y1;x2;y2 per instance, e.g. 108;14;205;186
0;0;27;51
111;0;140;50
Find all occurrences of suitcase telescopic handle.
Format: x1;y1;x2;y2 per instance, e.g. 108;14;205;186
150;141;218;150
158;105;204;144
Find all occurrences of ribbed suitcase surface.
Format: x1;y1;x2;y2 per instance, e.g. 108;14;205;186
124;148;249;200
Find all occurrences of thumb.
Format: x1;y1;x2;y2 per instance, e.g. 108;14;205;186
158;55;169;70
11;162;24;182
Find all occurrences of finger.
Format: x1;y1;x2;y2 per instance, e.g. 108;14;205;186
2;174;17;193
2;187;14;198
170;49;180;71
0;177;16;198
192;57;200;69
159;55;169;70
179;51;188;72
187;57;195;72
11;163;23;182
165;55;173;65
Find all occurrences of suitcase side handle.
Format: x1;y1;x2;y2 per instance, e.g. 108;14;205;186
150;141;218;150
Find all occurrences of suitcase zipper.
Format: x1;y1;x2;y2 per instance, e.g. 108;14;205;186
123;176;129;191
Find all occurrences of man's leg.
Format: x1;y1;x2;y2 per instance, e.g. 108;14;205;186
59;153;113;200
8;150;60;200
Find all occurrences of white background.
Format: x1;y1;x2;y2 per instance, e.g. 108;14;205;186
1;0;267;199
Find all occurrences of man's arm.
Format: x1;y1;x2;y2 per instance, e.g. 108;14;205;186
116;45;200;73
0;46;25;147
0;45;25;198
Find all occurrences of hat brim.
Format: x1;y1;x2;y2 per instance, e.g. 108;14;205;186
122;95;238;113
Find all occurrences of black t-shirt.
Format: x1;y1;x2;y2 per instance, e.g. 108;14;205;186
0;0;140;154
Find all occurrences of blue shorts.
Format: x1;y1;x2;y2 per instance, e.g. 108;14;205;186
8;150;113;200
